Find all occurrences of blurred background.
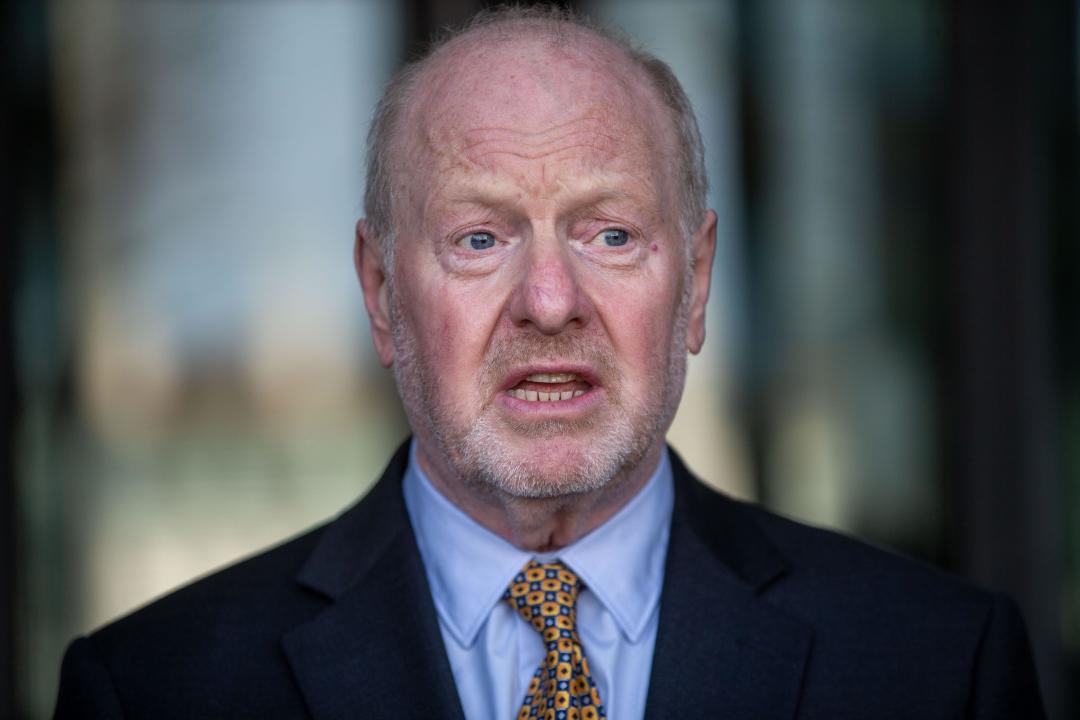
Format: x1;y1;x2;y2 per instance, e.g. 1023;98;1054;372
2;0;1076;717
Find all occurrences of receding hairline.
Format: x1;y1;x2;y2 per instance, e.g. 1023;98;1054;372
407;16;673;144
400;30;679;198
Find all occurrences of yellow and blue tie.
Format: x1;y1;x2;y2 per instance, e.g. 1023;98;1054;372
504;560;606;720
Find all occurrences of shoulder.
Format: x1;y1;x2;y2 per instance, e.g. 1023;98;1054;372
682;469;1004;635
68;443;414;669
745;498;1042;714
671;465;1044;716
55;445;416;718
746;497;979;601
55;523;330;718
670;452;995;619
95;521;328;646
740;498;1006;649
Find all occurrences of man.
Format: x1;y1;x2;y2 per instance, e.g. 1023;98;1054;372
56;7;1044;719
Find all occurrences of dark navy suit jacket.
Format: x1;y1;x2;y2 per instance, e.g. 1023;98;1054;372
55;443;1045;718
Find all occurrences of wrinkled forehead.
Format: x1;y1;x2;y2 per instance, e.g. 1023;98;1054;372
401;28;674;177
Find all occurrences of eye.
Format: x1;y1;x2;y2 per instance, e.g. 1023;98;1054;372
460;231;496;251
598;228;630;247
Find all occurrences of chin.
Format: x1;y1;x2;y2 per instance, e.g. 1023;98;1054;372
456;415;651;500
474;462;614;500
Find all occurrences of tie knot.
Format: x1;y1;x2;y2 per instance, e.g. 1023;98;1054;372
504;560;582;635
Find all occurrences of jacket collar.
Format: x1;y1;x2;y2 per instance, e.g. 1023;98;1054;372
282;441;466;720
669;449;790;591
293;441;412;600
643;449;813;719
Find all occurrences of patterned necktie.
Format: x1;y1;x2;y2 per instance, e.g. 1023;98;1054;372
504;559;607;720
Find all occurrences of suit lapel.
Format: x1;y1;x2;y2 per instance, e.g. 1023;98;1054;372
282;442;465;720
644;451;813;719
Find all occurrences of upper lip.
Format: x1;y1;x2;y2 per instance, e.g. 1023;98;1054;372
501;364;601;391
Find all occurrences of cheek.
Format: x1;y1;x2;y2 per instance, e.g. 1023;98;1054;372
590;272;680;374
409;290;459;352
407;280;498;375
394;239;513;396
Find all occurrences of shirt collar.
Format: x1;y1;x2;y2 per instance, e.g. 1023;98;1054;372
403;441;673;647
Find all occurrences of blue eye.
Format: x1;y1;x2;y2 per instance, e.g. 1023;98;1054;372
464;232;496;250
600;229;630;247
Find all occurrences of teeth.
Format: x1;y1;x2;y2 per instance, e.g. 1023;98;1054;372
507;388;589;402
525;372;577;383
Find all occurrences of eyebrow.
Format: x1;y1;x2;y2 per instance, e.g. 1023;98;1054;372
430;188;660;238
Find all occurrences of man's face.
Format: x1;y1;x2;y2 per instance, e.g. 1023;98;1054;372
370;37;714;498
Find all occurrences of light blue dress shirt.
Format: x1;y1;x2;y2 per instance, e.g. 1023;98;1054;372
403;442;674;720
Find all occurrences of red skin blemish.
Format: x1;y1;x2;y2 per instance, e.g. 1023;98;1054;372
650;243;659;252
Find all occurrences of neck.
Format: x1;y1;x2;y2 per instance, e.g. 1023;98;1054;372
414;441;664;552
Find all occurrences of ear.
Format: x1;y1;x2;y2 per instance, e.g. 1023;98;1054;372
685;210;717;355
354;219;395;367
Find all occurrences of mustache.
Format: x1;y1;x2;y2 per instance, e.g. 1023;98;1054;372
479;330;619;389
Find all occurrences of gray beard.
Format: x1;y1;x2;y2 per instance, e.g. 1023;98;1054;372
389;281;691;499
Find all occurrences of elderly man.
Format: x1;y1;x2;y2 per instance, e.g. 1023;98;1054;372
56;7;1044;719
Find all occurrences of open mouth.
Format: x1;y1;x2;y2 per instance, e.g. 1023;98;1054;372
505;372;593;403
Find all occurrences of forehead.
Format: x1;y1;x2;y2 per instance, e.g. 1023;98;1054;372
400;29;674;198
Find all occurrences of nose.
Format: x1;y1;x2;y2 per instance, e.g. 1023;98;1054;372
508;233;592;335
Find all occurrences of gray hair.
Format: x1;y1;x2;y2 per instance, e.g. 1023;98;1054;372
363;5;708;269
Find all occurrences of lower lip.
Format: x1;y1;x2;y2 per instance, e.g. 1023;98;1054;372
498;387;603;414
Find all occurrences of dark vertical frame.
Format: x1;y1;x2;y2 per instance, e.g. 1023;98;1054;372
731;0;770;505
1;3;22;715
5;0;59;715
1054;2;1080;710
0;114;15;720
944;0;1074;715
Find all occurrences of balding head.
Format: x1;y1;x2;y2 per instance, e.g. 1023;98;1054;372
363;6;707;268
